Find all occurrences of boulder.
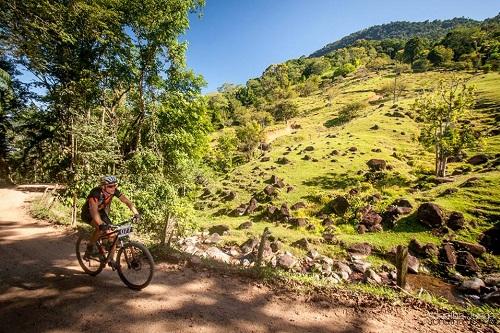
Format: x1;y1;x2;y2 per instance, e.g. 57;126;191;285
289;217;308;227
479;224;500;255
205;247;232;264
348;146;357;152
333;261;352;277
370;124;379;130
367;159;387;171
328;196;350;216
291;201;307;210
441;243;457;266
286;186;294;193
237;221;253;230
351;260;371;273
407;255;420;274
263;185;276;196
260;156;270;162
447;211;465;231
368;224;383;233
264;205;278;220
357;224;367;234
276;157;291;165
417;203;444;228
484;273;500;287
371;148;382;153
270;240;283;253
245;198;258;215
277;253;298;270
208;224;230;236
459;278;485;294
280;203;291;219
453;241;486;257
423;243;439;258
291;238;313;251
467;154;488;165
360;206;382;227
302;155;311;161
304;146;315;151
322;217;335;227
347;243;372;258
240;238;259;254
483;291;500;307
230;204;248;217
391;199;413;214
322;231;337;244
365;269;382;284
457;251;480;275
205;233;222;244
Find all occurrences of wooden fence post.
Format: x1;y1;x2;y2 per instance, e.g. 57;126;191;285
396;245;408;289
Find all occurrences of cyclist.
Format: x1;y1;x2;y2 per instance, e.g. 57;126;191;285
81;176;139;264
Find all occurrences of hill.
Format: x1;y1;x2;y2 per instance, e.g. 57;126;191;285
310;16;485;57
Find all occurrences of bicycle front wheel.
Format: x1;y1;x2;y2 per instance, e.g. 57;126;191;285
76;234;105;276
117;241;154;290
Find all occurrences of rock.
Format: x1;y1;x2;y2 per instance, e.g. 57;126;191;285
245;198;258;214
302;155;311;161
328;196;350;216
263;185;276;196
190;255;202;265
371;148;382;153
289;217;308;227
291;238;313;251
417;203;444;228
224;191;236;201
260;142;271;151
264;205;278;220
322;231;337;244
459;278;485;294
370;124;379;130
440;188;458;196
368;224;383;233
347;243;372;258
304;146;314;151
407;255;419;274
357;224;367;234
348;146;357;152
333;261;352;278
453;241;486;257
280;203;291;219
483;291;500;307
208;224;230;235
291;201;306;210
205;233;222;244
360;206;382;226
479;224;500;255
460;177;480;188
441;243;457;266
351;260;371;273
286;186;294;193
409;239;424;256
277;253;298;270
276;157;291;165
205;247;232;264
365;269;382;284
484;273;500;287
457;251;480;275
467;154;488;165
270;240;283;252
307;249;321;260
230;204;248;217
322;217;335;227
237;221;253;230
367;159;387;171
445;211;465;231
260;156;270;162
240;238;259;254
391;198;413;212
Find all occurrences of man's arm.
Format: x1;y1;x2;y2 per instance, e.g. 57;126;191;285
119;194;139;215
89;198;104;226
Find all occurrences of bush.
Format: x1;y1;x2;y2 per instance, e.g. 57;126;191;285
333;63;356;78
412;58;431;72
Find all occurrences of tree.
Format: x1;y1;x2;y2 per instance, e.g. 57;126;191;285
413;79;479;177
427;45;454;66
403;37;428;64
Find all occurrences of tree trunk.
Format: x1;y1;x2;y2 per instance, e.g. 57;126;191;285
160;212;171;246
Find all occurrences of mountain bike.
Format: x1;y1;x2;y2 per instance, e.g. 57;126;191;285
75;217;154;290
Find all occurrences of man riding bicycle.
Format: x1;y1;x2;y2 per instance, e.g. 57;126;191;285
81;176;139;264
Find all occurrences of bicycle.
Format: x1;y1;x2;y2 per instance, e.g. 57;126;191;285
75;217;155;290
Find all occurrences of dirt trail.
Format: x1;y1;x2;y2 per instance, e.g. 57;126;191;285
0;188;490;333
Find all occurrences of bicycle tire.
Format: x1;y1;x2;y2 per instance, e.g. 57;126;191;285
116;241;154;290
76;234;105;276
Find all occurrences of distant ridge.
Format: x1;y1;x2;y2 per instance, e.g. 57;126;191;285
309;16;494;57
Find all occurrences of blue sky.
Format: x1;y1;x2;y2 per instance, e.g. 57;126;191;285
183;0;500;93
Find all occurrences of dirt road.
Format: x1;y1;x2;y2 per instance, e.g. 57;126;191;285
0;188;491;333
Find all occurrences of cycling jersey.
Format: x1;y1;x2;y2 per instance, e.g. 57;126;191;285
81;187;122;224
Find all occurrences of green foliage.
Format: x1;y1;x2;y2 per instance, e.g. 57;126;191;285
325;101;366;127
428;45;454;66
235;121;263;158
412;58;431;72
413;78;479;177
403;37;429;64
272;100;299;122
333;63;356;78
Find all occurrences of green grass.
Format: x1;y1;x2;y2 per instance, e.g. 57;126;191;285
196;68;500;283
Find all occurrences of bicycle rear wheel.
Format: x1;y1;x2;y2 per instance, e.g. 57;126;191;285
117;241;154;290
76;234;105;276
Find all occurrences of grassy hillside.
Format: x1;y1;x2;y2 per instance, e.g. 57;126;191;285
195;69;500;269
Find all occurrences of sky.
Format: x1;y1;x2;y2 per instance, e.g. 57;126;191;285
183;0;500;93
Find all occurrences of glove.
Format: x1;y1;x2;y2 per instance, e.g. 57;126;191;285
99;223;110;231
